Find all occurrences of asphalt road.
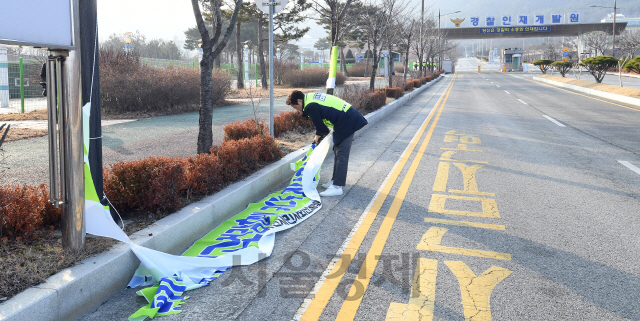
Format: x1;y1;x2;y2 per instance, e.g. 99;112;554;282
82;57;640;320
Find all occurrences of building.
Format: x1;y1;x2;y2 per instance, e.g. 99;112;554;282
601;14;640;32
502;48;524;72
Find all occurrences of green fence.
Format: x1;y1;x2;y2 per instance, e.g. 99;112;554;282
1;57;47;114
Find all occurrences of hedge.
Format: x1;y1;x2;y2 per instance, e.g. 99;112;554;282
281;68;346;88
385;87;404;99
223;110;314;141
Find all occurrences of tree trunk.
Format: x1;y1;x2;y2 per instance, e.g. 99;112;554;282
197;52;214;154
236;21;244;89
365;41;371;76
388;49;393;88
340;48;349;76
258;15;268;89
215;55;221;69
404;43;410;81
369;48;379;92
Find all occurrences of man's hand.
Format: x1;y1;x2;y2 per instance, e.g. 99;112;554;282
314;135;321;145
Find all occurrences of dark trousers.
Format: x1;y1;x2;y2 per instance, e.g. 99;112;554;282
332;133;354;187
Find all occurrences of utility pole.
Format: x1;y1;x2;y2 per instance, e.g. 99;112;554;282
420;0;423;77
613;0;617;58
590;1;619;58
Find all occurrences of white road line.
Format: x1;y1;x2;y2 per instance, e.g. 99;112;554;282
517;99;528;105
618;161;640;176
496;85;501;87
504;90;510;94
543;115;566;127
293;88;444;320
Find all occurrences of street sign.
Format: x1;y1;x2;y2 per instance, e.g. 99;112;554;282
356;55;362;62
0;0;74;49
562;52;568;57
614;48;621;51
563;47;569;52
255;0;288;14
562;57;568;62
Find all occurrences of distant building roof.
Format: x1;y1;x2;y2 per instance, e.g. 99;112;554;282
601;16;640;27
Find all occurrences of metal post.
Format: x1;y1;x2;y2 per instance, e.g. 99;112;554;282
269;2;274;137
613;0;617;58
0;46;8;108
19;58;24;113
58;0;85;250
47;55;60;209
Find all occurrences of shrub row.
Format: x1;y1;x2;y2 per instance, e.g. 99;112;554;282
1;134;281;237
385;87;404;99
336;85;386;113
223;111;314;141
100;49;231;114
0;184;60;237
281;68;346;88
103;135;282;214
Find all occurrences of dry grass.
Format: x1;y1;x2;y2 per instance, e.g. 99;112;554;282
0;110;48;121
538;74;640;99
3;128;48;142
226;86;318;99
275;130;315;155
0;231;117;299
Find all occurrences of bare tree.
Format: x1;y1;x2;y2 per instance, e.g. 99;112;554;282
398;19;416;82
192;0;243;154
411;8;436;77
618;31;640;58
310;0;356;46
584;31;610;57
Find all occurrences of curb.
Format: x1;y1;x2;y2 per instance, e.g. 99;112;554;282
533;76;640;108
0;75;443;321
605;72;640;79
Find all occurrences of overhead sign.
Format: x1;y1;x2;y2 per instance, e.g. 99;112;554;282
0;0;74;49
480;26;551;34
455;13;579;28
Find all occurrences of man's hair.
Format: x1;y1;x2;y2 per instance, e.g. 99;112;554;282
286;90;305;106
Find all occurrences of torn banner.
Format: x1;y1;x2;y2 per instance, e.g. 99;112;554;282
81;102;331;320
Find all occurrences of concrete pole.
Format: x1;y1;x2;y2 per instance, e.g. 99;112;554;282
0;45;8;108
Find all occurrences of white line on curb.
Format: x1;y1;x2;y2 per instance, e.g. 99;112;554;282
504;90;510;94
517;99;528;105
618;161;640;176
543;115;566;127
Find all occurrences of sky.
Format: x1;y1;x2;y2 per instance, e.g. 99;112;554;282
97;0;326;52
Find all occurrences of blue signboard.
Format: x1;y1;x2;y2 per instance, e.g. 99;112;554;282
562;52;569;57
356;55;362;62
480;26;551;34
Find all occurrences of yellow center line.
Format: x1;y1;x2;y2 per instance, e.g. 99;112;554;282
298;76;456;321
527;77;640;113
335;74;457;320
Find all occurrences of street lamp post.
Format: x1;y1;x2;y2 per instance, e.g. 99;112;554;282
590;1;619;57
438;10;461;72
